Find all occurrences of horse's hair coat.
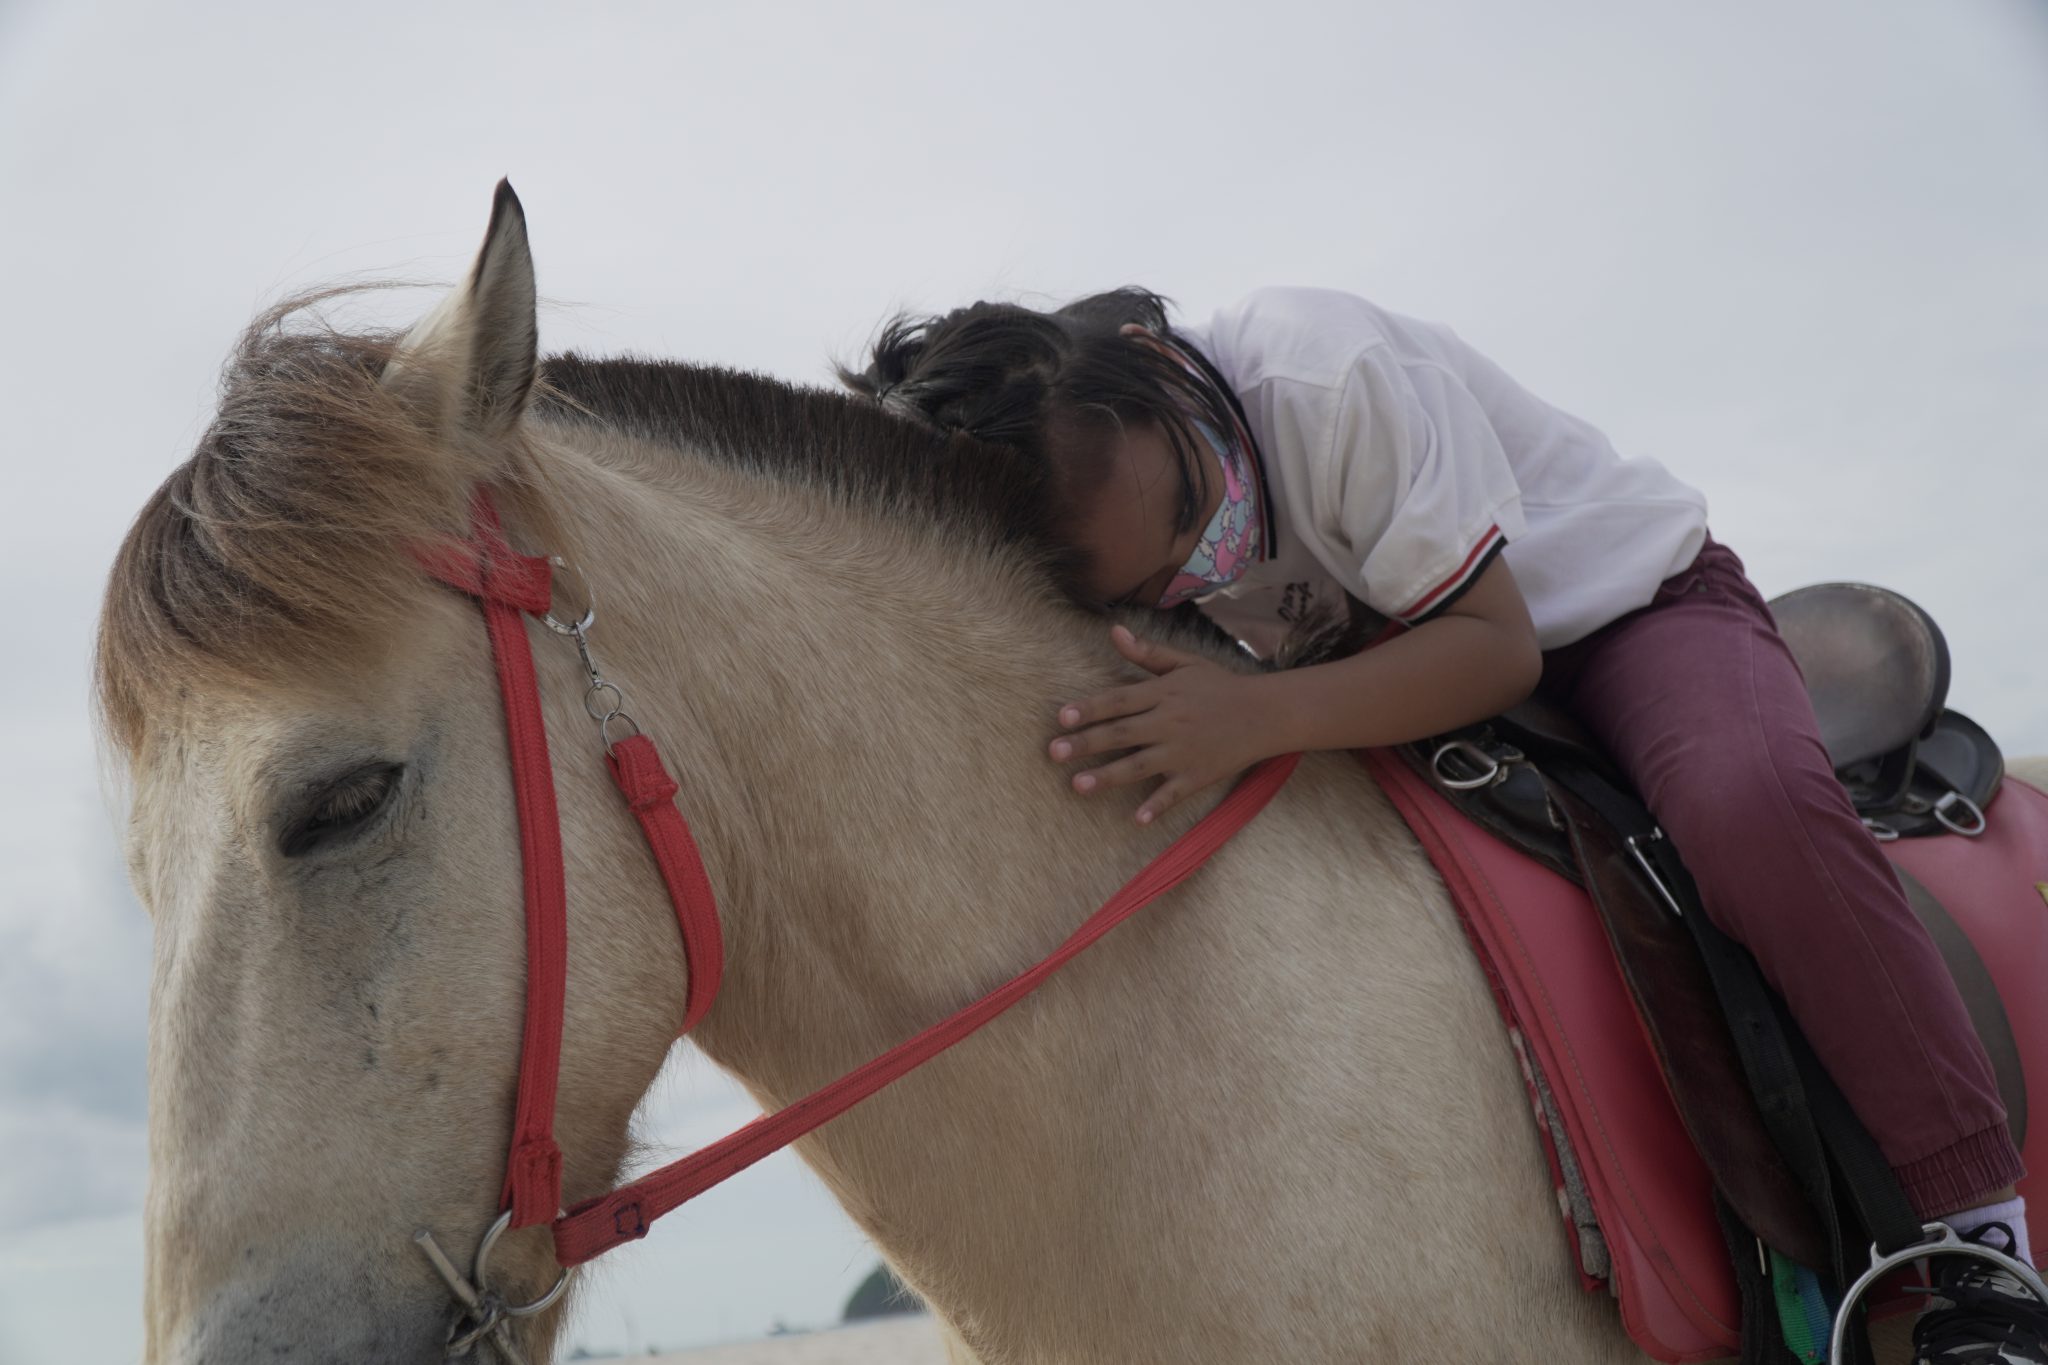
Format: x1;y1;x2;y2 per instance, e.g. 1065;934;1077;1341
107;184;1766;1365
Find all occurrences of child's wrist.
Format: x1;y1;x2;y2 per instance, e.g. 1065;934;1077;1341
1235;672;1303;759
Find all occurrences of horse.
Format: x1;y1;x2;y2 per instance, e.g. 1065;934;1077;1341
100;184;2041;1364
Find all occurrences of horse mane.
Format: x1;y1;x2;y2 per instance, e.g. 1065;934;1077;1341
95;294;1084;757
534;353;1081;578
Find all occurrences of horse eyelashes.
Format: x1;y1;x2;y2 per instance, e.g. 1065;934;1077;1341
279;762;405;858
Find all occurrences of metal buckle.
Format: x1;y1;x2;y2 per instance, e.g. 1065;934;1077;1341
1624;828;1687;920
1863;816;1901;843
1828;1221;2048;1364
1934;790;1987;838
415;1210;573;1363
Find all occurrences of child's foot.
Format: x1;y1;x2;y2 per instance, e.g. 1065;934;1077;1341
1913;1221;2048;1364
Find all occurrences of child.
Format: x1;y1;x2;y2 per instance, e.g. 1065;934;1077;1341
842;285;2041;1361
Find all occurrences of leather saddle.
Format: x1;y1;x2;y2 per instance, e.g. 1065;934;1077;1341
1773;583;1995;840
1405;582;2022;1271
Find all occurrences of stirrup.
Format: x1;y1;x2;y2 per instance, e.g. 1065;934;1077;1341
1828;1221;2048;1362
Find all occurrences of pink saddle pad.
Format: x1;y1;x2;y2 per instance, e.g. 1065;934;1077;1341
1360;750;2048;1363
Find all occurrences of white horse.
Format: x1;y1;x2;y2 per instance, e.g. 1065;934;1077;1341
103;186;2032;1364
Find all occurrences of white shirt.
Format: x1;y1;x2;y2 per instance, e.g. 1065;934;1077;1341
1179;288;1708;655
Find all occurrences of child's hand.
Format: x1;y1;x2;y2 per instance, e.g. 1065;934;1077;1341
1047;624;1270;825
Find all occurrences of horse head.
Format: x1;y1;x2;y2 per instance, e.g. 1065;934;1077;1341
102;184;710;1363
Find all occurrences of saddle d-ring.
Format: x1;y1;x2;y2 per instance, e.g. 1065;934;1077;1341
1862;817;1901;843
1933;791;1987;838
1430;739;1506;791
1829;1222;2048;1365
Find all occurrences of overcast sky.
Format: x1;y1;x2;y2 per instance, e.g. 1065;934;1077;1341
3;1;2045;1361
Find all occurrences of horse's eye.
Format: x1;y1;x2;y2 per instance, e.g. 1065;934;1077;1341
280;763;405;858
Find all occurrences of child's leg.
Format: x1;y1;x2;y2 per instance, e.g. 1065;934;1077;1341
1537;537;2024;1224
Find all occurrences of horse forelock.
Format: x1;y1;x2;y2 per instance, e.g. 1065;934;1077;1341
98;296;1091;762
95;289;520;759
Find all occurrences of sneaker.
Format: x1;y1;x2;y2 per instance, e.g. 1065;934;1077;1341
1913;1222;2048;1364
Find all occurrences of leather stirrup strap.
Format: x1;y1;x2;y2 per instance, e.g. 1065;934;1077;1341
1492;721;1923;1251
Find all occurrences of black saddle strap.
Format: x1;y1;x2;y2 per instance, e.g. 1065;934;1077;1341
1716;1195;1806;1365
1503;736;1848;1265
1492;718;1924;1317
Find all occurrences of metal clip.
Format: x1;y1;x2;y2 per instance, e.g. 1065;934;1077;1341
550;602;642;758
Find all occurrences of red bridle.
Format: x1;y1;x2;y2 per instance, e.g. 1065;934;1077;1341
422;488;1298;1290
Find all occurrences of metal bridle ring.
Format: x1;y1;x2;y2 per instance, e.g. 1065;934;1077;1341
584;681;627;724
541;557;597;637
601;711;643;752
471;1210;574;1319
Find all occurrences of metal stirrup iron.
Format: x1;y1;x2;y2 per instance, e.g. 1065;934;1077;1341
1828;1221;2048;1364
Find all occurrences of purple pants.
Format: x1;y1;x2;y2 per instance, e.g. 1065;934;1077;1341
1535;536;2024;1217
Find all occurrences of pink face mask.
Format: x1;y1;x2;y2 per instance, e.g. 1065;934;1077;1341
1156;416;1263;609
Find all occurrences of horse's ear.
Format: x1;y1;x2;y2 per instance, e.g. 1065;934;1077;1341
382;179;538;439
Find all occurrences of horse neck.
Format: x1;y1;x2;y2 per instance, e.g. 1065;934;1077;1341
529;430;1165;1097
519;436;1610;1364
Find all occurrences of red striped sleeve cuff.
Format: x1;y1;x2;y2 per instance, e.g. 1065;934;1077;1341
1394;525;1508;622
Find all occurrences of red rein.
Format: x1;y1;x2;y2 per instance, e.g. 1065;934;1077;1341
423;489;1297;1270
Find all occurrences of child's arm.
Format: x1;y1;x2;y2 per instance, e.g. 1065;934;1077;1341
1050;558;1542;824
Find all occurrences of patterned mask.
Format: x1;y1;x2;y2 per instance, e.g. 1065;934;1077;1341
1157;417;1263;609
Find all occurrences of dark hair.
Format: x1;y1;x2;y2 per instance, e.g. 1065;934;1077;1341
837;287;1240;544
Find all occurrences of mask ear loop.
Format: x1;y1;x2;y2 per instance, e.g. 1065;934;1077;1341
1155;408;1262;612
1133;328;1276;560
